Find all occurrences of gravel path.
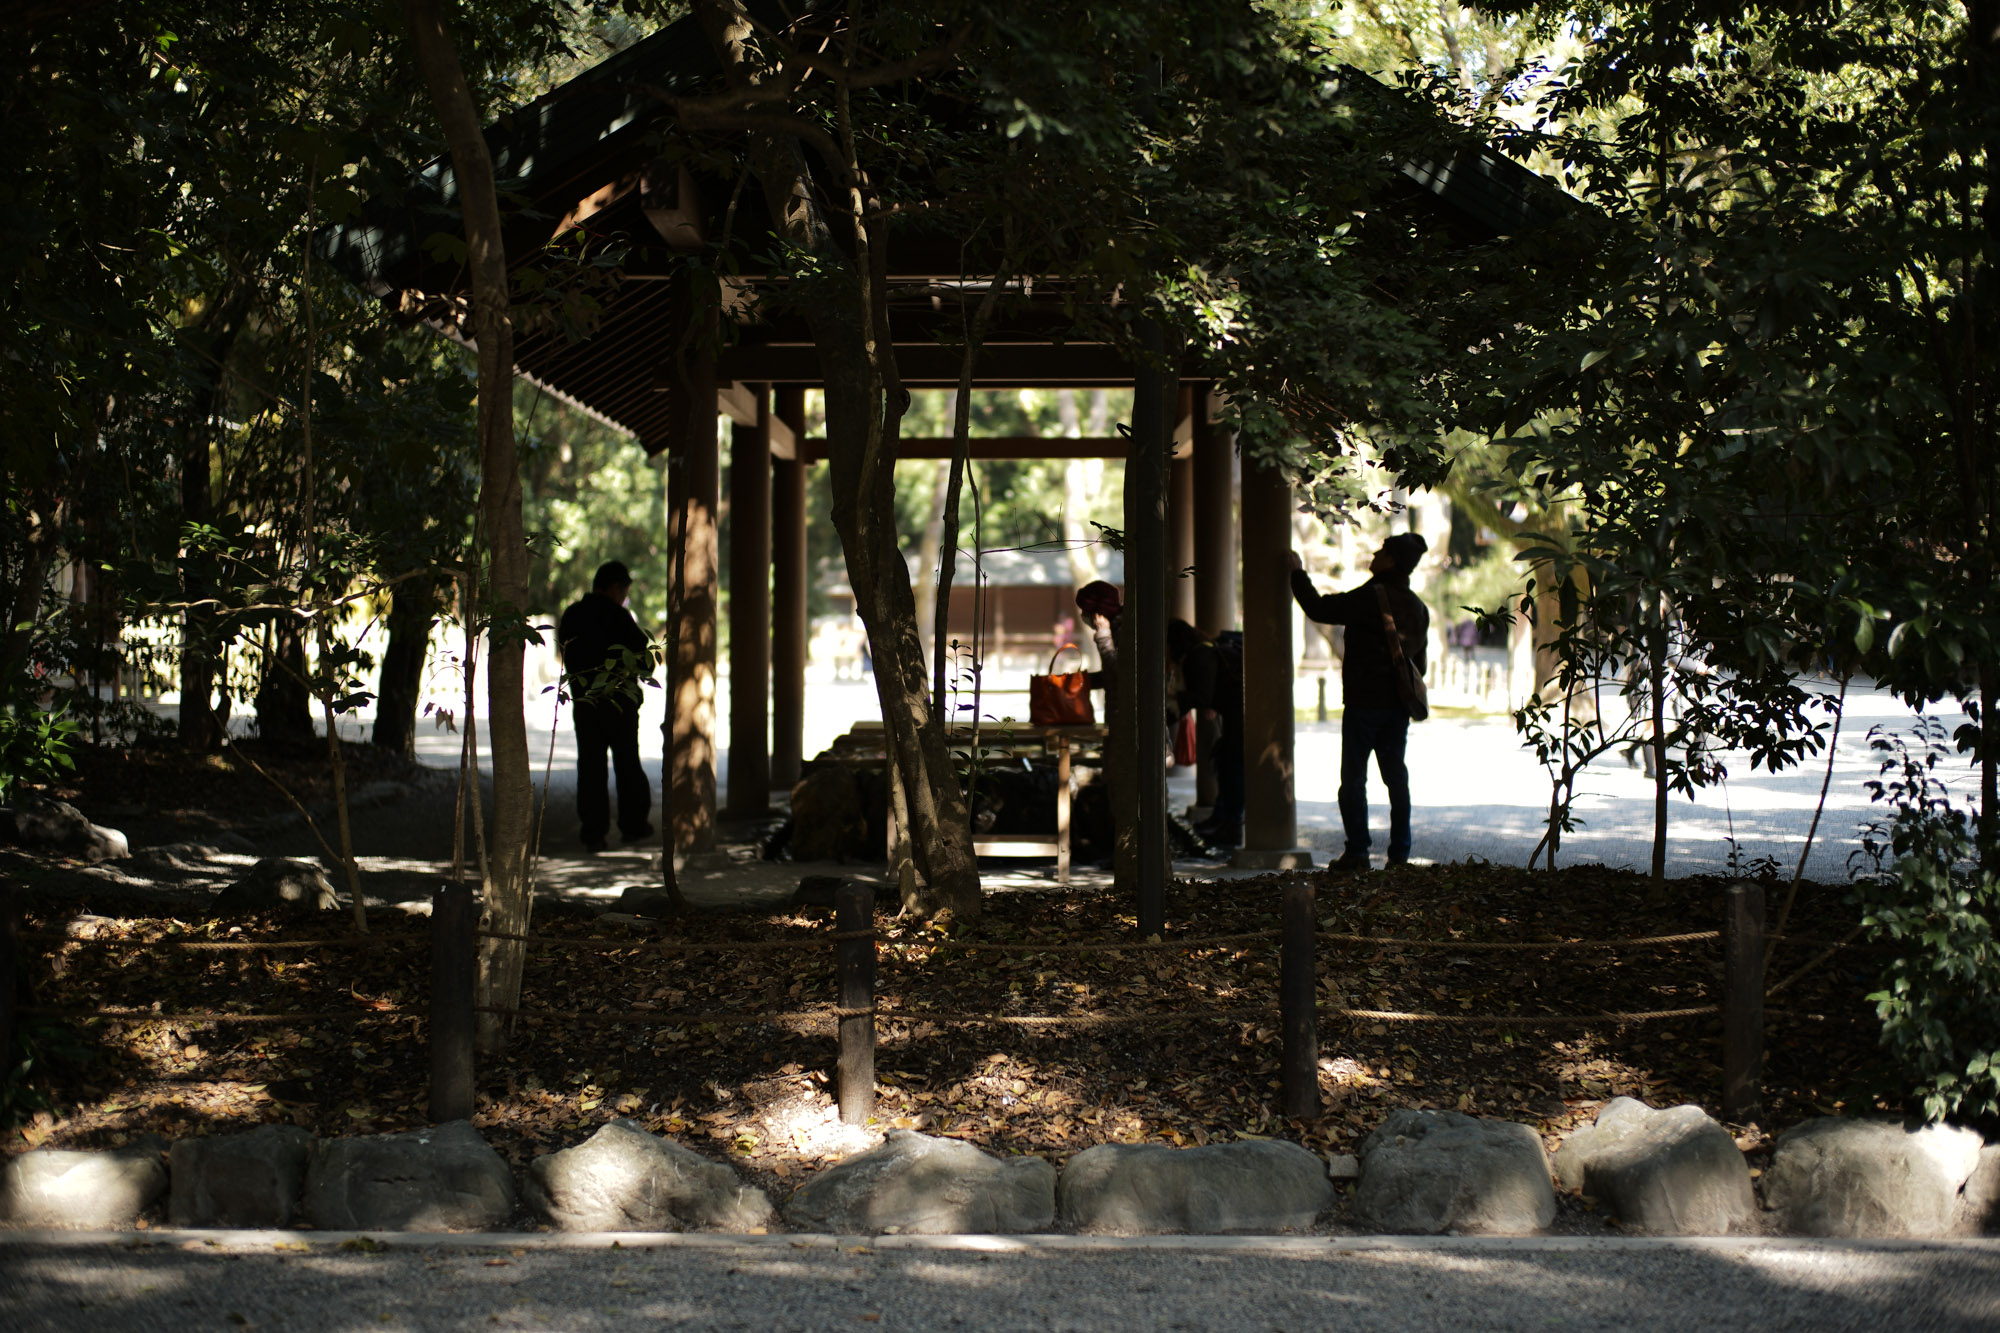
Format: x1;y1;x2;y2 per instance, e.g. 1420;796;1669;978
5;1232;1998;1332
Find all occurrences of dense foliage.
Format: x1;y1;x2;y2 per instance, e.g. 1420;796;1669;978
1854;723;2000;1122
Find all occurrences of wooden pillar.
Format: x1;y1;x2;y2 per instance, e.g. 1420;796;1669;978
1723;882;1766;1120
428;881;475;1123
1192;386;1237;811
666;270;721;855
725;383;772;816
1237;450;1310;868
1280;878;1320;1118
836;878;877;1123
771;386;809;790
1127;322;1175;935
1169;454;1196;625
1192;386;1238;631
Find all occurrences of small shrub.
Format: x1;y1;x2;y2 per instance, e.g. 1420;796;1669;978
1849;721;2000;1123
0;698;78;804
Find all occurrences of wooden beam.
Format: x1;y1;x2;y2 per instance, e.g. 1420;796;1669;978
766;411;796;460
796;435;1126;462
717;380;758;427
716;343;1134;386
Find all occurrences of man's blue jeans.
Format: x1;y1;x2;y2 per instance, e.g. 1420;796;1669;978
1340;706;1411;860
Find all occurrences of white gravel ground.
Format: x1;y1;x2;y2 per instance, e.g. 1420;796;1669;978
4;1231;1998;1332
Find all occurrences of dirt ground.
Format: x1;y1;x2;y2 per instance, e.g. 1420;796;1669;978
2;737;1895;1222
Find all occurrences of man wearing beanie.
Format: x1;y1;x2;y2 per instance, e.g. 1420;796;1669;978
558;560;656;853
1288;533;1429;870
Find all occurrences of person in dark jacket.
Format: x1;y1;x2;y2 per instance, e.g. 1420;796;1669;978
1075;580;1123;709
1168;619;1245;847
557;560;655;852
1290;533;1429;870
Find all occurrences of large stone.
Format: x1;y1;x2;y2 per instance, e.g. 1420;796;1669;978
1763;1117;1985;1238
1;1141;167;1228
1057;1141;1333;1234
5;796;129;863
526;1120;771;1232
1552;1098;1754;1235
1958;1145;2000;1236
784;1130;1053;1234
1354;1110;1556;1235
303;1121;517;1232
212;857;339;915
612;887;681;920
169;1125;315;1228
132;842;225;874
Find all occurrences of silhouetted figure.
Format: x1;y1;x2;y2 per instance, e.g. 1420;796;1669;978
1168;619;1245;848
1290;533;1429;870
558;560;655;852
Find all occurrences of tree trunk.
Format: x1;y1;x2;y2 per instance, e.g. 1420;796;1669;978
689;0;980;919
177;433;221;751
818;303;981;920
1966;1;1999;872
372;574;439;759
402;0;536;1053
175;297;249;753
1649;597;1668;881
1;504;55;692
914;459;950;673
254;618;315;749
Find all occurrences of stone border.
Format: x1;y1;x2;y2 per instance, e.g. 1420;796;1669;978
4;1228;1999;1254
4;1108;1993;1240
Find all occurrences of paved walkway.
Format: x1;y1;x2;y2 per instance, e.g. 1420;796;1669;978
4;1231;1997;1332
411;678;1977;883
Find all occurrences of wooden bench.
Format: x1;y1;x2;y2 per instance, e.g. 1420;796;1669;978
832;723;1108;885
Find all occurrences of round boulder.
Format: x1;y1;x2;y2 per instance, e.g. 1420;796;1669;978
1553;1098;1754;1235
0;1140;167;1228
1057;1140;1333;1234
1354;1109;1555;1235
212;857;339;916
1762;1117;1985;1238
5;796;129;863
784;1130;1053;1234
304;1121;516;1232
526;1120;772;1232
169;1124;316;1228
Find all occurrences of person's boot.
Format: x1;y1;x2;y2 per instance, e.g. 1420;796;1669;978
1330;848;1370;872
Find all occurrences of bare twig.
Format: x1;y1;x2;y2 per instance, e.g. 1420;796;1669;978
227;743;346;868
1766;674;1848;972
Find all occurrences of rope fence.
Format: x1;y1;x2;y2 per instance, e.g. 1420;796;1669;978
16;925;1868;958
17;1007;416;1024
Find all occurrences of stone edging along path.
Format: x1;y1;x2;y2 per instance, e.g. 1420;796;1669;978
3;1099;1996;1240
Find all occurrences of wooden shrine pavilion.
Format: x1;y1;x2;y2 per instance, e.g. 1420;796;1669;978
324;8;1557;877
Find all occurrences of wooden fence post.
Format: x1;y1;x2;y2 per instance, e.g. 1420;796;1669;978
835;879;876;1124
1722;881;1765;1121
1281;879;1320;1119
430;881;476;1123
0;882;18;1100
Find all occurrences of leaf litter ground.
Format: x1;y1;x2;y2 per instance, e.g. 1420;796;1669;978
10;850;1891;1207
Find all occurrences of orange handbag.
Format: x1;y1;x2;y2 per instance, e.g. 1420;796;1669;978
1028;643;1095;726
